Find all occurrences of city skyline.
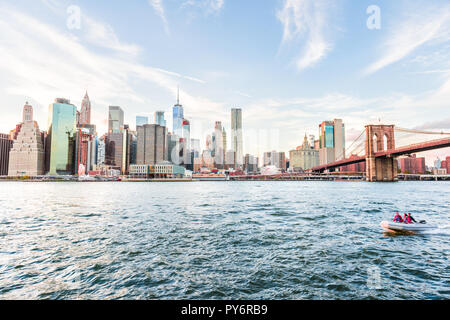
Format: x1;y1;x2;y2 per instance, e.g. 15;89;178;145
0;0;449;162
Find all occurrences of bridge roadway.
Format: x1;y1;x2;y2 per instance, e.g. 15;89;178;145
311;137;450;172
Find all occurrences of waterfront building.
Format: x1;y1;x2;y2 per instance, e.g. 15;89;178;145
80;91;91;125
0;133;12;176
136;124;167;165
231;108;243;167
108;106;124;134
46;98;77;175
8;103;45;176
173;89;184;137
289;134;319;171
398;155;426;174
263;151;286;170
244;154;259;174
319;119;345;165
136;116;148;128
129;161;186;179
155;111;166;127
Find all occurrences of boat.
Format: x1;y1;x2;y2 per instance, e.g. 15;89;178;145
380;221;437;232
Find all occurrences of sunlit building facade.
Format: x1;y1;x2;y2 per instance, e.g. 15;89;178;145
319;119;345;165
47;98;77;175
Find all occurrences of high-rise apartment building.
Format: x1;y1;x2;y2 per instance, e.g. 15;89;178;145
231;108;243;167
47;98;77;175
108;106;124;134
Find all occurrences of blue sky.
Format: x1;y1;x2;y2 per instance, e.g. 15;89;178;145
0;0;449;163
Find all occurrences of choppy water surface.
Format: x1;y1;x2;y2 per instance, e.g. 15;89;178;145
0;181;448;300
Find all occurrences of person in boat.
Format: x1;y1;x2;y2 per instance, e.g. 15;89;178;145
403;213;408;223
393;212;403;222
405;213;417;224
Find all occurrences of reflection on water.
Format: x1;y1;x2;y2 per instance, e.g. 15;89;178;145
0;181;449;299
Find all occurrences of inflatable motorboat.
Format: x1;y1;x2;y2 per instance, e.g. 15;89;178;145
380;221;437;232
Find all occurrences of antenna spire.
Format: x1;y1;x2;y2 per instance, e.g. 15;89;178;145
177;86;180;105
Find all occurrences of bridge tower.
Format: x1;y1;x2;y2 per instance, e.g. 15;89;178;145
365;125;398;182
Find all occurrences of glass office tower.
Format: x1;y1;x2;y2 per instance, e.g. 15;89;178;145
47;98;77;175
155;111;166;127
108;106;124;134
136;116;148;127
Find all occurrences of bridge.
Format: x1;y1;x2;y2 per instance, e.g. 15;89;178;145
311;124;450;182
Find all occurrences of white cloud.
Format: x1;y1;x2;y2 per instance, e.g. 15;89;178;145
365;7;450;74
148;0;170;34
182;0;225;14
277;0;333;71
83;16;141;56
0;5;223;136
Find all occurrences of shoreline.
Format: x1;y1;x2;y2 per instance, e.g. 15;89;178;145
0;176;449;182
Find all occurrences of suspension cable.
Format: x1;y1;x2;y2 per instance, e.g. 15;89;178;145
395;127;450;135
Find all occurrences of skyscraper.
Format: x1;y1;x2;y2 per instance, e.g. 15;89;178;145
0;133;12;176
136;116;149;127
80;91;91;125
231;108;243;167
182;119;191;167
47;98;77;175
108;106;124;134
212;121;224;168
155;111;166;127
136;124;167;165
173;88;184;136
75;124;96;175
319;119;345;165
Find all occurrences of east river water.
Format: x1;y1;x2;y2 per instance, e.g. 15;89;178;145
0;181;448;299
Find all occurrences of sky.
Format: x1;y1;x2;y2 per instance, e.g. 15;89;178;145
0;0;449;165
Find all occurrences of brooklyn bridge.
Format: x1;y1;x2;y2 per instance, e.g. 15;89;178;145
310;124;450;182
